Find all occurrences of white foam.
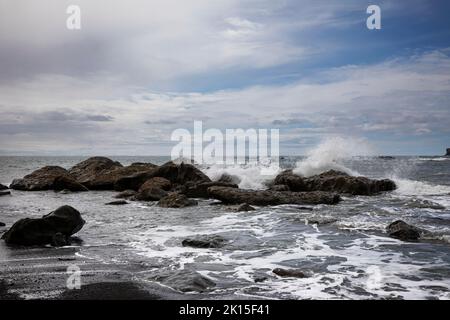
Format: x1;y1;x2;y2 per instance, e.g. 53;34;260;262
393;178;450;197
204;163;280;190
293;137;374;177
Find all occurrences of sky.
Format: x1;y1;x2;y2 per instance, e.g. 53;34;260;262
0;0;450;156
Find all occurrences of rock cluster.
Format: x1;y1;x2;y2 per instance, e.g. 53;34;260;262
8;157;397;210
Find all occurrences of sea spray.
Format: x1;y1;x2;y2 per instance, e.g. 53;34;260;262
293;137;375;177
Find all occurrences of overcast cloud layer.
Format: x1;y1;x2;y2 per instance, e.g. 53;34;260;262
1;0;449;155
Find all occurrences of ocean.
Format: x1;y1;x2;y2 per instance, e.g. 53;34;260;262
0;154;449;299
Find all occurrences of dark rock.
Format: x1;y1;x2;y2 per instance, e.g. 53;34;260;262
273;170;307;191
105;200;128;205
90;162;157;190
53;175;88;192
136;187;168;201
152;162;211;185
150;270;215;292
272;169;396;195
158;193;198;208
69;157;156;190
181;181;238;198
217;173;241;185
114;189;137;199
207;186;341;206
273;268;307;278
0;183;8;190
1;205;85;246
0;190;11;196
307;217;338;225
378;156;395;160
10;166;69;191
446;148;450;156
387;220;423;241
114;162;210;191
135;177;171;201
254;276;268;283
140;177;172;191
68;156;122;184
237;203;255;212
114;170;157;191
52;232;68;246
0;222;5;227
269;184;290;192
182;235;226;248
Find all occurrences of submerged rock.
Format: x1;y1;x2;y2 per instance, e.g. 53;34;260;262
236;203;256;212
273;268;307;278
105;200;128;205
272;169;396;195
207;186;341;206
387;220;424;241
1;205;85;246
10;166;69;191
149;270;216;292
158;193;198;208
182;235;226;248
0;222;5;227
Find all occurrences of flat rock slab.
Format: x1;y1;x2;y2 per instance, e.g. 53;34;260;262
207;186;341;206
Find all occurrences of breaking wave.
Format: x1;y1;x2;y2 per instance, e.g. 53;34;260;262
293;137;374;177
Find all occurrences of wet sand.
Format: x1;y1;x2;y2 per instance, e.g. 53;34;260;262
0;241;187;300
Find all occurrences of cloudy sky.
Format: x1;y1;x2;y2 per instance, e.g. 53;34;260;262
1;0;449;155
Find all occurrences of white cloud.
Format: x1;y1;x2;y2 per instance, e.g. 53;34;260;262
1;49;449;154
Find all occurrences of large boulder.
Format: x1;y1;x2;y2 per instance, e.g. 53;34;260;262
53;176;88;192
272;170;396;195
87;162;158;190
114;170;157;191
10;166;69;191
0;183;8;190
135;177;171;201
69;157;156;190
151;162;211;185
68;157;122;182
387;220;424;241
1;205;85;246
158;193;198;208
114;162;210;191
273;170;307;191
207;186;341;206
